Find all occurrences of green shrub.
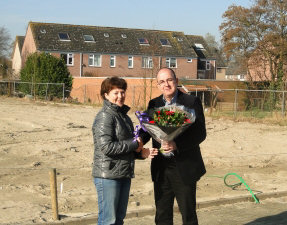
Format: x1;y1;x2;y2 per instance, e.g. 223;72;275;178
20;52;73;98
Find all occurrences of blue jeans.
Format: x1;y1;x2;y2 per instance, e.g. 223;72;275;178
94;177;131;225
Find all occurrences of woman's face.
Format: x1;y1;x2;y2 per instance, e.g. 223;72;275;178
105;88;126;107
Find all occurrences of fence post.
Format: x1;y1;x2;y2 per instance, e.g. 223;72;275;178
49;168;59;220
45;83;49;100
234;89;238;118
62;83;65;103
282;91;286;117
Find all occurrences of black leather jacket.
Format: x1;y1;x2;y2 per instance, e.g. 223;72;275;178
92;100;139;179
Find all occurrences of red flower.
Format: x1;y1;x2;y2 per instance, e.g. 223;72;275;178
184;118;191;123
149;120;155;124
157;111;161;115
165;111;174;116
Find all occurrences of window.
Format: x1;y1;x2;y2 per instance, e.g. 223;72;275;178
128;56;133;68
121;34;127;38
206;60;211;70
194;43;205;50
187;58;192;63
60;53;74;66
83;35;95;42
177;37;183;42
166;58;177;68
138;38;149;45
58;33;70;41
89;54;102;67
142;57;153;68
160;39;171;46
110;55;116;67
104;33;109;38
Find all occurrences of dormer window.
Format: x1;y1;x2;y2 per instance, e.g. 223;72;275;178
138;38;149;45
121;34;127;38
177;37;183;42
194;43;205;50
83;35;95;42
104;33;109;38
58;33;70;41
40;29;46;34
160;39;171;46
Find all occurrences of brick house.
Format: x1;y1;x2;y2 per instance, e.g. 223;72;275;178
18;22;218;80
11;36;25;78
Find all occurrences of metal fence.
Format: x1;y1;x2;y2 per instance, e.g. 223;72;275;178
1;80;286;119
0;81;65;102
194;88;287;119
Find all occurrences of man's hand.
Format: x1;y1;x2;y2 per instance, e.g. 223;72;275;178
161;140;177;152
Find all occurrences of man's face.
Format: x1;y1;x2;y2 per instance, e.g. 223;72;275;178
157;69;178;99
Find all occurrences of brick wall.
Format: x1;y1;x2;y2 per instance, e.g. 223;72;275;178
21;25;37;66
70;77;162;109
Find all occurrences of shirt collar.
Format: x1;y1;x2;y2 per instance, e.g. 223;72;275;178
163;89;178;106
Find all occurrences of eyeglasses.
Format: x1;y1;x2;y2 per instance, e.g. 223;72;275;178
157;78;175;86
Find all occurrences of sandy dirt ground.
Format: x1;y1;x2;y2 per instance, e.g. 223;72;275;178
0;96;287;225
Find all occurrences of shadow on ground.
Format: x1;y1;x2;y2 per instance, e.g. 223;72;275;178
245;211;287;225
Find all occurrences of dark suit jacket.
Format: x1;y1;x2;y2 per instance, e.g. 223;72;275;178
141;90;206;184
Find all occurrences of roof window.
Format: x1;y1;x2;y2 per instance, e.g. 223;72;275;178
40;29;46;34
104;33;109;38
121;34;127;38
83;35;95;42
194;43;205;50
138;38;149;45
177;37;183;42
160;39;171;46
58;33;70;41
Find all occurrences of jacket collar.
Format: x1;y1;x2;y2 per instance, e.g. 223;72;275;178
104;99;130;114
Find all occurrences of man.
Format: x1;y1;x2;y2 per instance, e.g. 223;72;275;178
141;68;206;225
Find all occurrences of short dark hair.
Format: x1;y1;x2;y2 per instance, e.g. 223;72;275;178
157;67;177;79
100;76;127;99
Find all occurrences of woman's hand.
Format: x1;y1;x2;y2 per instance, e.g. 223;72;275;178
141;148;158;159
135;137;143;153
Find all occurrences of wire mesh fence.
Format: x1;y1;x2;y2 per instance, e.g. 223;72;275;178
194;88;287;119
1;80;286;119
0;81;65;101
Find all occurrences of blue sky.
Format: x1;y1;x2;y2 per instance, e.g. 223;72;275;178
0;0;253;44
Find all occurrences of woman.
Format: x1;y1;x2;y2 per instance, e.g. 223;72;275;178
92;76;156;225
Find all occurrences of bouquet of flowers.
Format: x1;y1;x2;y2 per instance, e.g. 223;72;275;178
135;105;196;157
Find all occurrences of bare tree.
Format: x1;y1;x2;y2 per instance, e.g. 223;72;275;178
0;26;11;58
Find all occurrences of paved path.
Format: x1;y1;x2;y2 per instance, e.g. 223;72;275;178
124;197;287;225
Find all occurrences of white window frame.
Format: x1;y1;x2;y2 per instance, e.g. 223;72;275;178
142;56;153;68
187;58;193;63
166;57;177;68
128;56;133;68
160;39;171;47
58;33;70;41
110;55;116;67
138;38;149;45
61;53;74;66
83;35;95;42
89;54;102;67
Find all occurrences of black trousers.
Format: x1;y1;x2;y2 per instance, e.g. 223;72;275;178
154;163;198;225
